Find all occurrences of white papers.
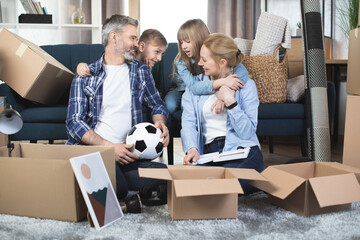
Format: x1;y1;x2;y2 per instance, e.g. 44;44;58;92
194;147;250;165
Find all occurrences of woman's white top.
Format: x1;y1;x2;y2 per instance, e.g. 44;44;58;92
201;93;227;144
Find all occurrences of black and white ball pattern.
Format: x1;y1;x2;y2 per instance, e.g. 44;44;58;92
126;122;164;160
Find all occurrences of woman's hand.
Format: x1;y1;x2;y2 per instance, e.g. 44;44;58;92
216;86;236;107
211;99;225;114
183;148;200;165
76;62;90;77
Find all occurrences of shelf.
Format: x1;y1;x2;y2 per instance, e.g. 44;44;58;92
61;24;102;29
0;0;102;44
0;23;17;28
18;23;59;29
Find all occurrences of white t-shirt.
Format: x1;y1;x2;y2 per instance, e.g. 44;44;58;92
202;94;227;144
94;64;131;143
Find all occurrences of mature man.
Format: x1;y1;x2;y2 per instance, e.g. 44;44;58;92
66;15;169;199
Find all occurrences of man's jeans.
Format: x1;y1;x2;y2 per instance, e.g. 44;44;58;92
116;160;167;199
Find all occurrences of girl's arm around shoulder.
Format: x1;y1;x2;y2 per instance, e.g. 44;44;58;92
175;59;213;95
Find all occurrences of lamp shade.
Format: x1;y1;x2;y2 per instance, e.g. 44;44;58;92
0;107;23;135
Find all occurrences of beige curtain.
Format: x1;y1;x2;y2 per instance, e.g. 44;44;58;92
207;0;261;39
101;0;140;24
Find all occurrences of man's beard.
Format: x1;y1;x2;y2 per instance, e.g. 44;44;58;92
122;50;136;61
116;46;136;61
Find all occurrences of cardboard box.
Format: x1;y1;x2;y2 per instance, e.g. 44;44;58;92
251;162;360;216
347;28;360;95
139;166;266;220
343;95;360;168
0;29;74;105
0;143;115;222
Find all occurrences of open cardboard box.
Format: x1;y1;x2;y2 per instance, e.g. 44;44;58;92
0;143;115;222
139;165;266;220
0;29;74;105
250;162;360;216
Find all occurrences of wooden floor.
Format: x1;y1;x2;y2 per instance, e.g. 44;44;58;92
160;135;344;166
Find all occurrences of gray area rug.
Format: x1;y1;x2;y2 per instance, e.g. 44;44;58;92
0;192;359;240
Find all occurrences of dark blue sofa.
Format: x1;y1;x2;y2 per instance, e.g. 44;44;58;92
0;43;335;165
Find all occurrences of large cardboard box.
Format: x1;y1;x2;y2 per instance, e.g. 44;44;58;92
0;29;74;105
347;28;360;95
0;143;115;222
251;162;360;216
139;166;266;220
343;95;360;168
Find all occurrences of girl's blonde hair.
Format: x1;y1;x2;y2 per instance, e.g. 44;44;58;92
175;19;210;75
203;33;244;69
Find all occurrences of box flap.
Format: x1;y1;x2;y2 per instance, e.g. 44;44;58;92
226;168;267;181
174;179;243;197
325;162;360;174
309;173;360;207
250;167;305;199
138;168;172;180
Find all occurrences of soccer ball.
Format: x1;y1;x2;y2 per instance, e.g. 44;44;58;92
126;122;164;160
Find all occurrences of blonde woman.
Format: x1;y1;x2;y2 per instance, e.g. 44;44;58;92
165;19;245;116
181;33;264;194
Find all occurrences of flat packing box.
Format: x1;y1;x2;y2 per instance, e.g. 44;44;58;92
0;29;74;105
139;166;266;220
347;27;360;95
0;143;115;222
343;95;360;169
251;162;360;216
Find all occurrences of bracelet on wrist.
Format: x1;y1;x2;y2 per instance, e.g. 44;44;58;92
226;101;238;110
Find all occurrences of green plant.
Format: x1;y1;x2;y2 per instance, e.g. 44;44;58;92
337;0;359;40
296;21;301;29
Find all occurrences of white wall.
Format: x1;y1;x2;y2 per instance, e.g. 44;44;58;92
139;0;207;43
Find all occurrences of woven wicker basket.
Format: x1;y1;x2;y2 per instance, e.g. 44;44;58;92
242;46;288;104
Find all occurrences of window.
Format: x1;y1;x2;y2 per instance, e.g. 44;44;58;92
139;0;208;43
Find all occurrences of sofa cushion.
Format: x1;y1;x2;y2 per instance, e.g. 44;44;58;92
258;103;305;119
287;75;305;102
21;107;67;123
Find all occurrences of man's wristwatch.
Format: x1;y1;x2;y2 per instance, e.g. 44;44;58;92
226;101;238;110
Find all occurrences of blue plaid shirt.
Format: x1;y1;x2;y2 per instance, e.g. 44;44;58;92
66;55;168;145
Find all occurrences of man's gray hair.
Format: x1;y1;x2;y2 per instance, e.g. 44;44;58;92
102;15;138;47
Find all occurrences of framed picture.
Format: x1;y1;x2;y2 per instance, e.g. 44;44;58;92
70;152;123;230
